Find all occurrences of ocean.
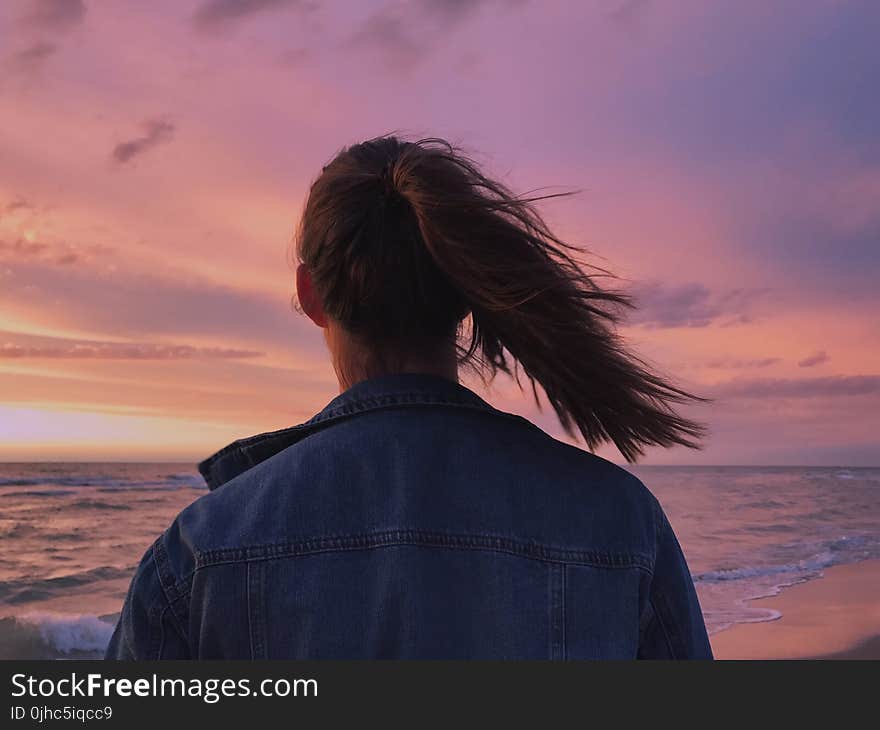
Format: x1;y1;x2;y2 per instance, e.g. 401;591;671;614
1;462;878;658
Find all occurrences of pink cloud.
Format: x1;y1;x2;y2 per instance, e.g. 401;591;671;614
0;339;264;360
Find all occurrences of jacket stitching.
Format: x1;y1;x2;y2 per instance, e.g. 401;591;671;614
247;562;266;660
188;530;653;573
146;598;160;661
246;562;255;660
302;392;500;424
156;603;169;660
548;564;564;660
162;535;655;616
561;566;567;660
647;595;677;659
151;537;190;636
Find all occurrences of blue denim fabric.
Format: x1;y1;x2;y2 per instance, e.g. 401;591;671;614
106;373;712;659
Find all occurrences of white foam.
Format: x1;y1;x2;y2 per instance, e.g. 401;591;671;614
18;612;114;655
694;555;834;583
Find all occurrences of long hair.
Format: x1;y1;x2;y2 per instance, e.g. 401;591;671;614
295;135;706;462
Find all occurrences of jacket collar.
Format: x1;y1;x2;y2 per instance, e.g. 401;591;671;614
197;373;506;491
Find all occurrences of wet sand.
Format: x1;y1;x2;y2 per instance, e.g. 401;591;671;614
710;559;880;659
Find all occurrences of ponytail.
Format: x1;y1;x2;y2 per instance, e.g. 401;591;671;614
297;136;705;462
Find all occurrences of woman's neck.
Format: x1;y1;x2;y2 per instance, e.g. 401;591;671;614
326;326;459;392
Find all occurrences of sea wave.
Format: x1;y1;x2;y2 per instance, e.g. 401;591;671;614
805;468;880;483
0;613;115;659
69;500;131;511
694;533;880;585
695;558;830;584
694;532;880;634
0;475;204;491
0;565;133;605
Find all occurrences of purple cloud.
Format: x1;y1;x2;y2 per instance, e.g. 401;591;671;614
714;375;880;399
421;0;486;25
705;357;780;370
349;9;421;67
798;350;830;368
9;42;58;73
21;0;87;31
278;47;311;68
606;0;650;29
112;120;175;164
349;0;524;67
628;282;767;329
192;0;310;33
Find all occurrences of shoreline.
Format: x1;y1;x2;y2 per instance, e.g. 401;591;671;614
710;558;880;659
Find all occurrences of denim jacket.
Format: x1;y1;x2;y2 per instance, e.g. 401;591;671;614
106;373;712;659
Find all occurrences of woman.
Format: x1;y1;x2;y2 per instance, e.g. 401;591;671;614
107;136;712;659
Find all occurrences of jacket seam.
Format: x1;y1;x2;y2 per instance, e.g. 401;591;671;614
151;537;190;637
647;595;677;658
306;394;501;423
146;596;161;660
156;602;170;660
548;563;564;660
188;530;654;574
561;565;567;660
247;561;266;660
166;550;652;604
645;497;677;657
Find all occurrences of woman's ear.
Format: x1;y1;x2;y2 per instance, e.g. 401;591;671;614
296;263;329;328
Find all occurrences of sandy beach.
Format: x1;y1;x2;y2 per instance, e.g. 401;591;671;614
711;559;880;659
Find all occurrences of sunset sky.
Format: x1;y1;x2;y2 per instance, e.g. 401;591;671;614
1;0;878;465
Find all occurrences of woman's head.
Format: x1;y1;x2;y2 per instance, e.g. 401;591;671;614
295;135;705;461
